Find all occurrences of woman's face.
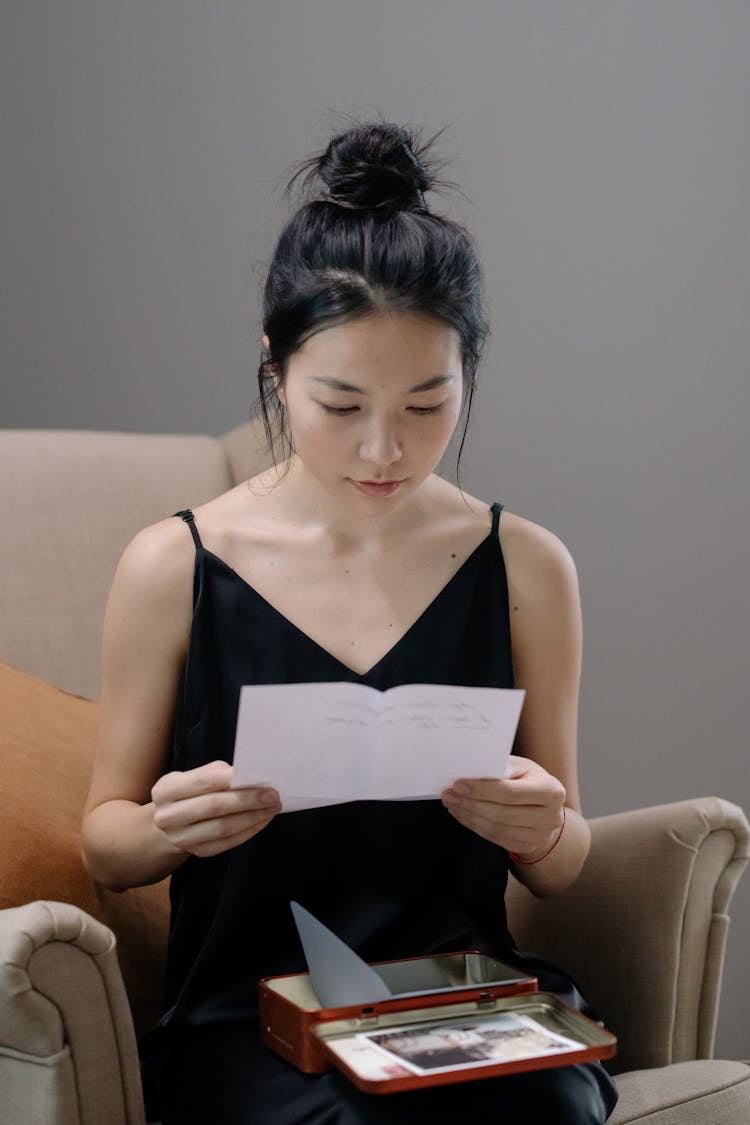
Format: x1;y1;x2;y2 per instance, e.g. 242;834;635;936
269;312;464;510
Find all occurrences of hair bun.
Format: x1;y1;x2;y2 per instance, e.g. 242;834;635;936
318;123;433;214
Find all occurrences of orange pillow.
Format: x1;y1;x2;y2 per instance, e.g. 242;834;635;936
0;661;170;1037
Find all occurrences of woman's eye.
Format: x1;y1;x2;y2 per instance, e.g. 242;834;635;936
320;404;359;415
318;402;444;416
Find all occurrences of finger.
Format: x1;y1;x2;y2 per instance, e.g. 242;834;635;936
441;799;506;847
447;778;517;804
189;814;278;858
442;797;538;830
152;760;234;803
450;774;564;805
501;755;539;779
444;787;563;832
446;780;544;808
165;807;280;853
153;787;281;831
441;799;540;853
442;790;536;830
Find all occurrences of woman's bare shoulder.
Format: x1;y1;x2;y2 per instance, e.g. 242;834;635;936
498;508;576;561
495;508;579;606
109;513;199;624
119;512;194;574
100;514;199;682
116;481;253;581
450;483;576;573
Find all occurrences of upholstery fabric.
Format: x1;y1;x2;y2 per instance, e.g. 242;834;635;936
0;662;169;1037
0;1045;80;1125
505;797;750;1075
0;901;145;1124
218;419;271;488
0;429;235;700
611;1060;750;1124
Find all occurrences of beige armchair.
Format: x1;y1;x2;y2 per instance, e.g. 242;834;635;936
1;424;748;1125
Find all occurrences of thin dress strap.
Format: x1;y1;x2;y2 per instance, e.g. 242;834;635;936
489;501;504;537
173;509;203;551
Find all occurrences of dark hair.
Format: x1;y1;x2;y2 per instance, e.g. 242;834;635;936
256;113;491;478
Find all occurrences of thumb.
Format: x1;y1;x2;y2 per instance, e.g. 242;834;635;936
503;755;536;780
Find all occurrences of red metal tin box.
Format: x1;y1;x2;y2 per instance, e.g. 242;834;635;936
259;951;616;1092
260;950;538;1076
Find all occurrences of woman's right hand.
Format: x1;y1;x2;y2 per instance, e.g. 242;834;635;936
151;760;282;858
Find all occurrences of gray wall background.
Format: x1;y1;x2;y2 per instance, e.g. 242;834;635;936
2;2;748;1058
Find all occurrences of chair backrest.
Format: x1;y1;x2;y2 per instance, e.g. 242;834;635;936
0;421;268;1036
0;421;266;699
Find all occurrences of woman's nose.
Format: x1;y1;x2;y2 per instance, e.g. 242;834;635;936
359;417;403;467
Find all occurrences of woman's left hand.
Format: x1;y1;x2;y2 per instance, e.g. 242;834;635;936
441;755;566;861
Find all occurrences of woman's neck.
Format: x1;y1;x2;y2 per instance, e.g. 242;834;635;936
251;454;444;555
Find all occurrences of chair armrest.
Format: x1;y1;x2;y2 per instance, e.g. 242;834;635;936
505;796;749;1075
0;900;146;1125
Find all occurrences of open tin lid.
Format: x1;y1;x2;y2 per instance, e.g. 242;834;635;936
261;950;538;1015
289;901;535;1008
312;991;617;1094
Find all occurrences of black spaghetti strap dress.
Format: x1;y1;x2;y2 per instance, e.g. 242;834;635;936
139;503;618;1124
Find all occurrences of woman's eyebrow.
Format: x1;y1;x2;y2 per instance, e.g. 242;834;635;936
311;376;364;393
407;374;455;393
311;374;455;394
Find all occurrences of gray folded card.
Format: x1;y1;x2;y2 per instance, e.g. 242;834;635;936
290;901;392;1007
290;901;518;1008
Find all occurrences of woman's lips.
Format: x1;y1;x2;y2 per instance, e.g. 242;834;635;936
350;479;405;497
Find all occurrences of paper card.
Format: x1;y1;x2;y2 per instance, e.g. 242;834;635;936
231;681;525;811
290;901;392;1007
356;1013;585;1076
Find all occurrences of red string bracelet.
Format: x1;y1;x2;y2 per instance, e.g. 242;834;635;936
508;806;567;866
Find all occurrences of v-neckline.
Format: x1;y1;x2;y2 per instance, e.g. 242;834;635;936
199;515;495;680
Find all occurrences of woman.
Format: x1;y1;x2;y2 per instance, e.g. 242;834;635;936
81;118;618;1123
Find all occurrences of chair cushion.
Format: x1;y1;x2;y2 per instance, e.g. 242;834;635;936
0;661;169;1037
610;1059;750;1124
